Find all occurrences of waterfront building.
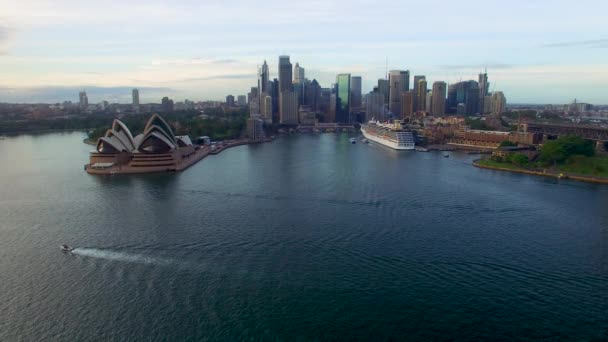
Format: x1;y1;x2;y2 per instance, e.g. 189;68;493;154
401;91;414;120
413;76;425;111
389;70;410;117
226;95;235;107
416;79;427;112
237;95;247;106
132;89;140;112
336;74;351;124
431;81;447;116
350;76;362;109
298;105;317;126
79;91;88;110
88;114;195;174
280;91;298;124
247;116;265;140
365;91;385;122
492;91;507;115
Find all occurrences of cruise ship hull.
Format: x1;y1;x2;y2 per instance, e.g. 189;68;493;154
361;129;415;150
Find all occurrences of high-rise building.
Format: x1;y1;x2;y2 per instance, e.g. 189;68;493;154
293;63;305;83
320;88;332;121
412;75;426;111
478;71;489;114
483;95;493;114
247;117;265;140
365;91;384;122
350;76;362;109
388;70;410;117
447;80;479;115
261;95;273;123
279;56;293;93
336;74;351;123
401;91;414;120
280;91;298;124
305;79;322;112
328;93;337;123
249;87;260;115
226;95;235;107
271;78;279;123
426;91;433;114
416;79;427;112
377;79;389;104
492;91;506;115
132;89;140;112
79;91;88;110
161;96;174;112
237;95;247;106
258;60;270;95
431;81;447;116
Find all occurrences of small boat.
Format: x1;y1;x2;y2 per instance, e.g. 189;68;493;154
443;153;450;158
60;244;73;252
361;138;369;144
349;138;356;144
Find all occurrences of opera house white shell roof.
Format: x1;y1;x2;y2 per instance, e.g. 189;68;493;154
96;114;192;154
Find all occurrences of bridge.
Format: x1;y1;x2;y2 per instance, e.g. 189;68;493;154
524;122;608;141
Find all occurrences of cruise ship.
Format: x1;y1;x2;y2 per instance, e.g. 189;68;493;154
360;120;415;150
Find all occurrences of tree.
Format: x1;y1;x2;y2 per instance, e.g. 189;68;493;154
539;135;595;165
510;153;529;167
499;140;517;147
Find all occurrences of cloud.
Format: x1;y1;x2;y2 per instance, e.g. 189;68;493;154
543;39;608;48
0;24;12;54
177;74;253;82
438;63;515;71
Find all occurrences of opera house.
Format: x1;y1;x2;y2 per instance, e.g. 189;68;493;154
86;114;204;174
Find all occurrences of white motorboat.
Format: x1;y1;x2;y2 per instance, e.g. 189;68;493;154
60;244;73;252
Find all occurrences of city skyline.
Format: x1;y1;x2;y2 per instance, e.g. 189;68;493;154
0;0;607;104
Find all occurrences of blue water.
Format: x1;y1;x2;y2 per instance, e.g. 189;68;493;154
0;132;607;340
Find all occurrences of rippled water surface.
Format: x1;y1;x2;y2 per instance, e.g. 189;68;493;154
1;132;607;340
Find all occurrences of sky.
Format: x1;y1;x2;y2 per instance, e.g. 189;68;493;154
0;0;607;104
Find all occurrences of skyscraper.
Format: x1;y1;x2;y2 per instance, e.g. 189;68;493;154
279;56;293;93
293;62;305;84
377;79;389;104
431;81;447;116
280;91;298;124
271;78;279;123
249;87;260;115
492;91;506;115
478;71;489;114
237;95;247;106
79;91;88;110
161;96;174;112
350;76;362;109
413;75;426;111
388;70;410;117
447;80;480;115
261;95;273;123
132;89;140;112
336;74;351;124
305;79;322;112
401;91;414;120
258;60;269;95
416;78;427;112
226;95;235;107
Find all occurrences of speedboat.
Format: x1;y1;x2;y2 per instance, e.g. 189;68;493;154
443;153;450;158
361;138;369;144
349;138;356;144
60;244;73;252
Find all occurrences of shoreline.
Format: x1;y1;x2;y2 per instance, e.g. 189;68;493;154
473;159;608;185
85;138;272;175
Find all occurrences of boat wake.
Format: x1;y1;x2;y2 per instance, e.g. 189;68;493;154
71;248;174;266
